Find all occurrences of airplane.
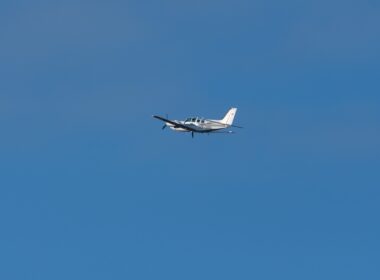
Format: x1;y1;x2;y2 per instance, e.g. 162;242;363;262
153;108;241;138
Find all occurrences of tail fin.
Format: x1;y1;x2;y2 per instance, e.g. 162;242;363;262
221;108;237;125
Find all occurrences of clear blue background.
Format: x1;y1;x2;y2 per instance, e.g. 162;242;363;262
1;1;379;279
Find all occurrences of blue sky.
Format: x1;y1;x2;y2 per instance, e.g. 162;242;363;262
1;1;379;279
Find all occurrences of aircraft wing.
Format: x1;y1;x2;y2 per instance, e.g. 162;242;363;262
152;115;198;132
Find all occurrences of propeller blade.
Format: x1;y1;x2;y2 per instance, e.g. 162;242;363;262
161;114;169;130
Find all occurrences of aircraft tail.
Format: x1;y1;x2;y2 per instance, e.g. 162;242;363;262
221;108;237;125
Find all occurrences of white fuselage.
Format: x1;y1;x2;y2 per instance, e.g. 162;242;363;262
167;117;228;133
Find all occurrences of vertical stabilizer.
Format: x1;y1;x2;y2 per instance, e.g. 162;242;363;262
221;108;237;125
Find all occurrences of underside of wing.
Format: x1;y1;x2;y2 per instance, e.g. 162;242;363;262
152;115;198;132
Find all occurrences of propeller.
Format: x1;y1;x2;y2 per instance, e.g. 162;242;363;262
162;114;169;130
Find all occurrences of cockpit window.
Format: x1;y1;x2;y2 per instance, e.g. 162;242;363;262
191;118;196;122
